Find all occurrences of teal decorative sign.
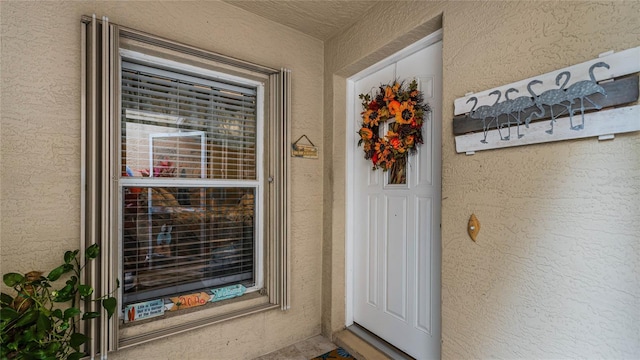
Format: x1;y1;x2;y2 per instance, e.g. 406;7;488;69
210;284;246;302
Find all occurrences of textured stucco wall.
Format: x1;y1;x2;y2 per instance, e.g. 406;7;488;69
325;1;640;358
0;1;323;359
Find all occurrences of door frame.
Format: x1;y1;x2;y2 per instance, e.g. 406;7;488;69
345;29;443;328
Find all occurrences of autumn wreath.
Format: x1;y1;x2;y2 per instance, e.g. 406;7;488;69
358;80;430;171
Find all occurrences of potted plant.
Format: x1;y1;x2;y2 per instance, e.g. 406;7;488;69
1;244;117;360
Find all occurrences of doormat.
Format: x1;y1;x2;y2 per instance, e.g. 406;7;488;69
311;347;356;359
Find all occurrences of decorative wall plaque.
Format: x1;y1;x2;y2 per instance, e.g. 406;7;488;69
291;134;319;159
454;46;640;154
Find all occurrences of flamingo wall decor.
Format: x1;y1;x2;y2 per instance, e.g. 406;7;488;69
453;46;640;154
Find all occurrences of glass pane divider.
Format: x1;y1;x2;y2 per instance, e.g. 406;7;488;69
119;178;261;187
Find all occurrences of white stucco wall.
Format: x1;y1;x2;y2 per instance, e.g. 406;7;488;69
325;1;639;359
1;1;324;359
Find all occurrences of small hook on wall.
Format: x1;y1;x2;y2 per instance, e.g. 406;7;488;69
468;214;480;242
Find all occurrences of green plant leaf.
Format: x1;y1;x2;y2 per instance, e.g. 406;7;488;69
47;265;67;282
40;307;51;317
46;342;61;356
85;244;100;260
35;329;47;342
3;273;24;287
29;349;51;359
70;332;89;351
68;351;86;360
51;309;63;319
36;312;52;333
53;284;74;302
102;297;117;319
64;250;79;264
81;311;100;320
15;309;39;327
78;284;93;297
0;307;19;322
22;328;35;342
65;275;78;287
0;292;14;306
64;307;81;320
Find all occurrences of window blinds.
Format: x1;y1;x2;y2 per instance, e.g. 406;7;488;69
120;60;259;306
121;61;258;180
121;187;255;305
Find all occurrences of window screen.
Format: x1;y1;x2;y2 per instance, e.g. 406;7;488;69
120;60;260;307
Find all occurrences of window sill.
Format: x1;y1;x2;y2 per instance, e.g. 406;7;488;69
118;291;276;349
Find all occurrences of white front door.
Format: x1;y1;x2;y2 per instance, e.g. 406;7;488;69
351;39;442;359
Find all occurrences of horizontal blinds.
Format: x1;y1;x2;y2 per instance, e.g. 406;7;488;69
120;59;259;306
122;187;255;305
121;61;257;180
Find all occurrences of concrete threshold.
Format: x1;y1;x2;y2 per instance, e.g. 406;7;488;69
333;325;414;360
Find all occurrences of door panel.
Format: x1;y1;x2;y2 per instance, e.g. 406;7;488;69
385;195;407;321
367;196;379;307
416;196;433;335
415;76;435;188
353;40;442;359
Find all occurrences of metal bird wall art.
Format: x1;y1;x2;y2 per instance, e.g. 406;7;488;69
527;71;572;134
495;88;519;140
564;62;610;130
467;90;501;144
466;62;610;143
505;80;541;138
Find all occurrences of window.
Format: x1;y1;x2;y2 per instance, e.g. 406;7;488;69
81;16;290;354
119;56;263;307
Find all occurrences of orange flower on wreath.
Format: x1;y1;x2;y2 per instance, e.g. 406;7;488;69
383;156;395;170
374;139;387;154
405;135;415;148
363;109;381;126
385;131;402;152
395;101;415;125
383;86;394;102
388;100;401;116
374;140;391;161
359;127;373;141
383;82;402;102
391;82;400;96
389;137;405;153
